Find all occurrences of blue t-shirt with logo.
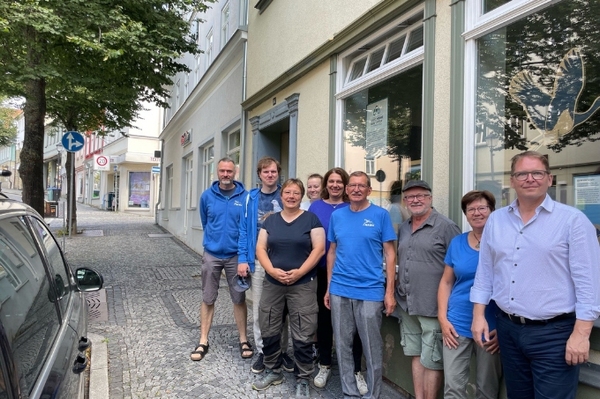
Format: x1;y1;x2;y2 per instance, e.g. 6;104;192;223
445;232;497;338
328;204;396;301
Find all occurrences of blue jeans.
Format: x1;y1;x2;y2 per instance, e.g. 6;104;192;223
496;312;579;399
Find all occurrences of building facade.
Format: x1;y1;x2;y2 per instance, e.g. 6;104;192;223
159;0;600;396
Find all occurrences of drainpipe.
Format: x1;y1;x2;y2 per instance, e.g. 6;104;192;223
239;34;248;181
154;139;164;225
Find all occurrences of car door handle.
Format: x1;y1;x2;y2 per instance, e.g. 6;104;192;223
72;353;88;374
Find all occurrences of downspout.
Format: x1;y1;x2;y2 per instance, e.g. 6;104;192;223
239;32;248;181
154;138;164;225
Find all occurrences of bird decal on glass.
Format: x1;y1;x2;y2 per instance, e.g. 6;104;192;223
509;48;600;146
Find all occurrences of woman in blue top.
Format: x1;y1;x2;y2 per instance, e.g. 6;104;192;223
437;190;502;399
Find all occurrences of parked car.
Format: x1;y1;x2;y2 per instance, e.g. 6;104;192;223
0;197;103;399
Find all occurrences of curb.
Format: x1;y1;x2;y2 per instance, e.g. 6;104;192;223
88;333;109;399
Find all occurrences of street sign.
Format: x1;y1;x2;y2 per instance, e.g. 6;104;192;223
61;131;85;152
94;155;110;171
151;166;161;174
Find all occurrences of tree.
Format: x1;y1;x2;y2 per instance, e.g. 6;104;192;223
0;97;18;147
0;0;212;223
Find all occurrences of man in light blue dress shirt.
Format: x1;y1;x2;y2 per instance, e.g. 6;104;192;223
471;150;600;399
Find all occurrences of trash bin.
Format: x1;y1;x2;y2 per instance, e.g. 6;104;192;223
47;187;61;201
107;192;115;210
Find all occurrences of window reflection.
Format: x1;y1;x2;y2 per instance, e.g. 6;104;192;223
475;0;600;234
343;66;423;207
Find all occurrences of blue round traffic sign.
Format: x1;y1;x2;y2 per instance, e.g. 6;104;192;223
61;131;85;152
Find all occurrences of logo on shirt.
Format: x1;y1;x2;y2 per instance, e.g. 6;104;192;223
363;219;374;227
233;200;242;207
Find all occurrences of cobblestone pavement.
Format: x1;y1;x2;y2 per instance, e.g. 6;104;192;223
53;204;407;399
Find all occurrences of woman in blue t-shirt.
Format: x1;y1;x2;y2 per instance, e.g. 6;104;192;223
437;190;503;399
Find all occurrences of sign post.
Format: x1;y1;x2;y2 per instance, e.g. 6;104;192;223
61;131;85;238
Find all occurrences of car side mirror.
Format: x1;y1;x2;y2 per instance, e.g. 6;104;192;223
75;267;103;291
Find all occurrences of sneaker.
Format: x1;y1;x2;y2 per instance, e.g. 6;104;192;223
251;353;265;374
313;364;331;388
295;379;310;399
282;352;294;372
252;368;284;390
355;371;368;396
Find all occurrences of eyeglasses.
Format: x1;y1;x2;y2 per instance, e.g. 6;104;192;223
511;170;549;181
347;183;369;189
404;193;431;202
466;206;490;215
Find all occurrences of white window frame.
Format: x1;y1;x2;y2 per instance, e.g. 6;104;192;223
166;164;174;210
365;157;375;176
334;6;425;166
221;1;230;49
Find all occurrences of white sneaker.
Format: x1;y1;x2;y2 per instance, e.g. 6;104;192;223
355;371;368;396
313;364;331;388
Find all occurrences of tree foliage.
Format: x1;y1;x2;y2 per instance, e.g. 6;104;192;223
0;0;213;219
0;97;18;147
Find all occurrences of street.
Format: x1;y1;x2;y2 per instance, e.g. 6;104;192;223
51;203;407;399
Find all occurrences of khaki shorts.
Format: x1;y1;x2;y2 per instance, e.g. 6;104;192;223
397;307;444;370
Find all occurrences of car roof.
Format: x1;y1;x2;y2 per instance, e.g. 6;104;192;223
0;198;39;216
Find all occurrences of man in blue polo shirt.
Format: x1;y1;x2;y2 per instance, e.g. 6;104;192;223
325;171;396;399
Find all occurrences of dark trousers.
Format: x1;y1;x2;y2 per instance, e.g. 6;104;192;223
496;312;579;399
316;267;363;371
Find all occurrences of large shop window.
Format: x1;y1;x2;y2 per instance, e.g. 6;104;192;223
128;172;151;208
343;65;423;208
474;0;600;234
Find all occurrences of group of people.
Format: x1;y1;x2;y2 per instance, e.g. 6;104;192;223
192;151;600;399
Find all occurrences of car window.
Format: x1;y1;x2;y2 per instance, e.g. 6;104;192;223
27;217;72;316
0;216;61;396
0;353;9;399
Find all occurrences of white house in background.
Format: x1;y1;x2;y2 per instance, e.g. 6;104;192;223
157;0;247;251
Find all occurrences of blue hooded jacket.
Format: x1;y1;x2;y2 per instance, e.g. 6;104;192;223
199;180;246;259
237;185;282;272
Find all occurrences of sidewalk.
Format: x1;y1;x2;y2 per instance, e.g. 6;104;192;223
55;203;408;399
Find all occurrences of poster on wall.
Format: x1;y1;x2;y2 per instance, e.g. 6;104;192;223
574;175;600;227
366;99;388;159
129;172;151;208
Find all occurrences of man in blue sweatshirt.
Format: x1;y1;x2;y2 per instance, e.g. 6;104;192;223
237;156;292;374
190;157;251;361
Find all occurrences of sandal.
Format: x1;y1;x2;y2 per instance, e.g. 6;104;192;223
240;341;254;359
190;343;209;361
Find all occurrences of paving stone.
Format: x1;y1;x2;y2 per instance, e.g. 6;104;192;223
61;204;408;399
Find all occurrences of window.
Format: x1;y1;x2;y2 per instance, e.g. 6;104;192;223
128;172;151;208
185;156;194;209
202;143;214;192
226;131;241;180
28;217;72;316
342;66;423;206
205;29;214;69
468;0;600;213
221;1;230;49
342;9;424;86
365;157;375;175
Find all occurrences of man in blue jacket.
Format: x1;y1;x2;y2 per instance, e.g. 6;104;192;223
190;157;252;361
237;156;292;374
